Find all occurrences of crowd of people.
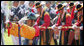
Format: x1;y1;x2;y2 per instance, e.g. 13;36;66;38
1;1;83;45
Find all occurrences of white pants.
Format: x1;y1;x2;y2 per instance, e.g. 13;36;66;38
21;37;25;45
11;35;25;45
1;28;5;45
11;35;19;45
1;22;5;45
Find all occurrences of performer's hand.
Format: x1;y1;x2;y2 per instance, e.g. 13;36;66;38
80;26;83;30
39;26;46;31
58;26;62;30
33;22;37;27
72;24;77;29
5;20;10;28
10;12;14;16
34;22;37;25
51;24;56;30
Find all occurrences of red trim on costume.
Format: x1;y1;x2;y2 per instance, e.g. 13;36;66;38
67;9;70;13
33;26;40;37
56;11;59;14
71;6;75;20
31;9;34;13
8;22;12;37
55;17;61;26
41;14;50;29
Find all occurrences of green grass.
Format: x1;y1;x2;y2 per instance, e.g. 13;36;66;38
4;29;13;45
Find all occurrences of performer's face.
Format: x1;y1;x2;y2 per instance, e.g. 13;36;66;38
37;7;41;12
29;2;33;7
46;3;51;8
13;2;19;7
59;9;64;14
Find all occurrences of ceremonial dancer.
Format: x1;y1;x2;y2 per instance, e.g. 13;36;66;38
9;1;20;45
51;4;73;45
23;1;36;45
43;1;55;45
72;4;83;45
66;2;76;45
1;1;10;45
1;3;5;45
34;2;50;45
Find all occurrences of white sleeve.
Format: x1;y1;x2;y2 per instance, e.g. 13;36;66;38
58;26;62;29
51;24;56;30
10;12;14;16
72;24;77;29
80;26;83;30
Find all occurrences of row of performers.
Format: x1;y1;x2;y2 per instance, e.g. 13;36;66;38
5;2;83;45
